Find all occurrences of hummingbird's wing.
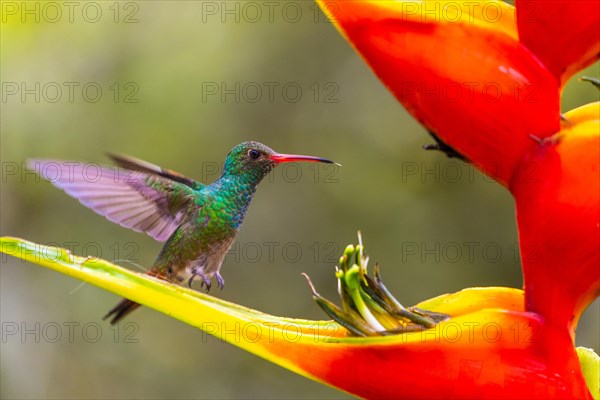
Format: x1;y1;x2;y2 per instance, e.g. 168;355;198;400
28;157;204;242
106;153;204;191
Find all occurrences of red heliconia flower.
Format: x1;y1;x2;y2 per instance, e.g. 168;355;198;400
316;0;599;397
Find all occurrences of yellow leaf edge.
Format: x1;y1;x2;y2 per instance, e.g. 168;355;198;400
0;236;340;332
0;236;526;341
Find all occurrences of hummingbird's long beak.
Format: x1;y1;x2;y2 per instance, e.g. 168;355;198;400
270;153;340;166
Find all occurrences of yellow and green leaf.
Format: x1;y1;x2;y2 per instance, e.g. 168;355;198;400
1;236;593;399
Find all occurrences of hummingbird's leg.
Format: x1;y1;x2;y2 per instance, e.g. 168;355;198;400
215;273;225;290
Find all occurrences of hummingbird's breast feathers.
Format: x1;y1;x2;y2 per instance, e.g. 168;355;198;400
205;174;262;230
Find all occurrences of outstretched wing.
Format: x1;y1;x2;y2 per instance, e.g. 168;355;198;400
28;156;204;242
107;153;204;191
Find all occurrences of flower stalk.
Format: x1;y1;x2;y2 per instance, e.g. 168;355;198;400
304;233;449;336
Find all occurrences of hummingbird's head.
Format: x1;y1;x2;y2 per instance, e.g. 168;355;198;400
223;141;336;183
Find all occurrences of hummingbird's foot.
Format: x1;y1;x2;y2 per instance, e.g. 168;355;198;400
216;273;225;290
201;278;212;292
189;268;212;292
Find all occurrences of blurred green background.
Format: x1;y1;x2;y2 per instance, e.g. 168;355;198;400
1;1;598;399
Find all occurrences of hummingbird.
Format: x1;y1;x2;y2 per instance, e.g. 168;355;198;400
28;141;337;324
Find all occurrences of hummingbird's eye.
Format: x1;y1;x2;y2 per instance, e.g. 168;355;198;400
248;149;261;160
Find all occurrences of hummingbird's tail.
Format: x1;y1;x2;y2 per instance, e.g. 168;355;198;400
103;299;141;325
102;268;167;324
